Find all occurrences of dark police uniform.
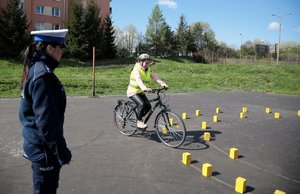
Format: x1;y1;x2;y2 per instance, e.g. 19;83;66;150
19;53;72;194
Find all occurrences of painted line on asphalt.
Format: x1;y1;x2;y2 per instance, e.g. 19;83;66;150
208;141;300;184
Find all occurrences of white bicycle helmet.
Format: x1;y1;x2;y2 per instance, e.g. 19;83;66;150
137;53;151;61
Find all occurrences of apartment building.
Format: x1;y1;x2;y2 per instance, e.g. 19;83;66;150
0;0;111;31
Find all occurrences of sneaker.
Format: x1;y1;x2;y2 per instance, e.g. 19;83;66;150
137;120;147;128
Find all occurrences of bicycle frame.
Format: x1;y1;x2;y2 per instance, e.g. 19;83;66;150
143;90;169;126
114;87;186;148
118;88;170;127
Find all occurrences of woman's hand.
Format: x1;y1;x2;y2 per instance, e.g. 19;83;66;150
143;88;152;93
161;83;168;89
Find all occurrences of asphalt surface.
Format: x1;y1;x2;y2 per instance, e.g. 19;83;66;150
0;92;300;194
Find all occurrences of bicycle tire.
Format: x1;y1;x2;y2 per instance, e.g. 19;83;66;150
155;111;186;148
113;103;137;136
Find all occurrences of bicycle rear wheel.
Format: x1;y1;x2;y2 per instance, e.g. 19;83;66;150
113;104;137;136
155;111;186;148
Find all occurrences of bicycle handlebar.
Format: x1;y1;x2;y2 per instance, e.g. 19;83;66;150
150;87;168;94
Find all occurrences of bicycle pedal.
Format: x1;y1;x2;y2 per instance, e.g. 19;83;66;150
137;127;147;133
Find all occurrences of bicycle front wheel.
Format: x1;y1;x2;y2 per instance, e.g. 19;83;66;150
113;104;137;136
155;111;186;148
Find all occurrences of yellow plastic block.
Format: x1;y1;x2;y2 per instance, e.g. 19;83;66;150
169;118;173;126
240;112;246;119
213;115;218;122
182;113;187;120
204;132;210;141
196;109;201;116
266;107;271;113
230;148;239;160
216;107;221;114
235;177;247;194
182;152;191;165
274;112;280;119
202;163;212;177
162;127;168;135
297;110;300;117
242;107;247;113
274;189;286;194
201;121;207;130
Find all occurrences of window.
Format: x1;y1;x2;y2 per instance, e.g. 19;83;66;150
35;23;45;31
52;8;60;17
52;24;60;30
35;6;44;14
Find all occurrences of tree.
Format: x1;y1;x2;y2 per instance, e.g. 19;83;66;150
159;21;176;56
145;4;166;56
84;0;104;58
0;0;30;58
103;15;117;58
175;15;190;56
125;25;138;55
241;40;255;56
67;0;103;59
66;1;88;59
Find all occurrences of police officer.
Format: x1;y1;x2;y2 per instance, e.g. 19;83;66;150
19;29;72;194
127;54;168;128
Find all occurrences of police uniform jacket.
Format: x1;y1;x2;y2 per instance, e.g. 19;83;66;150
19;53;72;166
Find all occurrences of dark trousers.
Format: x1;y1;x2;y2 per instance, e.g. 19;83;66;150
31;156;61;194
130;94;151;121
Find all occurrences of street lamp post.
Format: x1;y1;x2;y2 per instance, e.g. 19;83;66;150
272;12;292;64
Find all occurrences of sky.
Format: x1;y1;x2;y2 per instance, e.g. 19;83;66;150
111;0;300;48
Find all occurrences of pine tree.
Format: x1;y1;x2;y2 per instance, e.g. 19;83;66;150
159;21;176;56
66;2;88;59
66;1;103;59
83;0;104;58
103;15;117;58
175;15;189;56
145;4;166;56
0;0;30;58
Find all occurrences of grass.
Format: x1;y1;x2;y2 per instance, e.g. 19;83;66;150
1;57;300;98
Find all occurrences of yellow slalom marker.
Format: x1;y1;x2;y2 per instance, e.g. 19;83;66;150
235;177;247;194
265;107;271;113
274;112;280;119
240;112;246;119
162;127;168;134
213;115;218;122
202;163;212;177
169;118;173;126
229;148;239;160
216;107;220;114
182;152;191;165
182;113;187;120
242;107;247;113
297;110;300;117
195;109;201;116
204;132;210;141
201;121;207;130
274;189;286;194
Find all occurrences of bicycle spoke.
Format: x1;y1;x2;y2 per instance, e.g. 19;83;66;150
113;104;137;136
155;111;186;148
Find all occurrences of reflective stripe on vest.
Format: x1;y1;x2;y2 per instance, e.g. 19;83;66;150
128;66;151;94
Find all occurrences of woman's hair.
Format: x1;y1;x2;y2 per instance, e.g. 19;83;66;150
20;41;61;89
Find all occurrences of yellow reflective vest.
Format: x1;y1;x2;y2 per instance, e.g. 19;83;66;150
128;65;151;94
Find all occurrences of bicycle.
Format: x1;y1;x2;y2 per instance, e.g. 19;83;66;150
113;88;186;148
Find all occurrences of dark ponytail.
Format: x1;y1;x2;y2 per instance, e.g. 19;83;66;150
20;42;50;89
20;43;34;89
